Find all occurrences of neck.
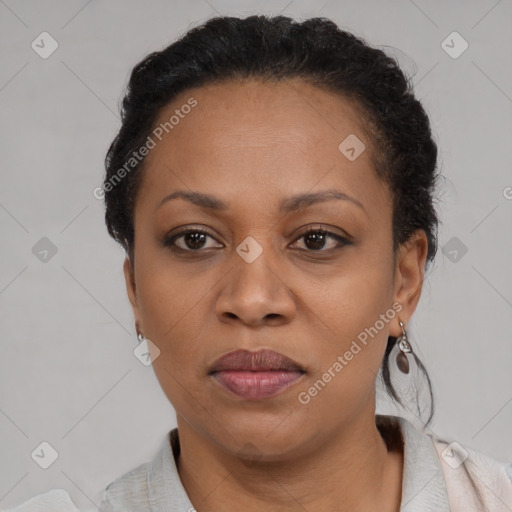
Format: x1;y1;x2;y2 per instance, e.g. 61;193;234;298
175;411;403;512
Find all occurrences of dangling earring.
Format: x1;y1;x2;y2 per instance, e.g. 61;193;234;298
396;320;412;374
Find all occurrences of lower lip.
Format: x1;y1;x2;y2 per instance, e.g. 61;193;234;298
211;370;304;400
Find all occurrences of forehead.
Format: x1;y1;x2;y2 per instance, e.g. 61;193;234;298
138;78;388;214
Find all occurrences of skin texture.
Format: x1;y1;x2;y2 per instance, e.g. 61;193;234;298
123;78;428;511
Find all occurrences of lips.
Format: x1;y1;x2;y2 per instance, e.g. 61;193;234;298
209;349;305;400
209;349;305;373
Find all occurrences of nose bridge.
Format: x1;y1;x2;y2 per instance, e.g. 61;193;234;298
215;235;295;325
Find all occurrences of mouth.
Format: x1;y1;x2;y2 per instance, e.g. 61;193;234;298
208;349;306;400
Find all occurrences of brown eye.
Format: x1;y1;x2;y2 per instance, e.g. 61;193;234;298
291;228;350;252
163;228;223;252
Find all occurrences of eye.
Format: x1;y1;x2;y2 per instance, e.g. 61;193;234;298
290;226;350;252
163;227;223;252
163;225;350;254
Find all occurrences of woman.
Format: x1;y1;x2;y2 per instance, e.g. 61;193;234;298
97;15;512;512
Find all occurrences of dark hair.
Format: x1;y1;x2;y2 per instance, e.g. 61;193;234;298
103;15;439;428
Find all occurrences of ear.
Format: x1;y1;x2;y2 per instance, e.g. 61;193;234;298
123;256;143;334
390;230;429;337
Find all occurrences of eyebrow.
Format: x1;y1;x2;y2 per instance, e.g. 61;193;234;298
156;189;367;215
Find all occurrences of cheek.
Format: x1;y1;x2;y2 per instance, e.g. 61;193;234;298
135;262;213;410
303;252;395;389
296;290;393;421
134;251;226;399
311;252;394;337
136;262;205;348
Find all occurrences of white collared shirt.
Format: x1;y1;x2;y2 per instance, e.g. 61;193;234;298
98;414;512;511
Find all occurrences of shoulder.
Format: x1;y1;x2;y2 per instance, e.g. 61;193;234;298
98;429;189;512
382;414;512;510
98;461;152;512
432;435;512;482
430;434;512;511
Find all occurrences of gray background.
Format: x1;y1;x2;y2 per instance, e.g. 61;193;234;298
0;0;511;510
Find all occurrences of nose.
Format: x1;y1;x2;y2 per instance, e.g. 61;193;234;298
215;246;296;328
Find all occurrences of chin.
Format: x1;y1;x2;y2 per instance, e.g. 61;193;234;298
213;408;315;460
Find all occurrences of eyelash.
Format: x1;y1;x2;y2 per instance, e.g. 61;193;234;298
162;225;350;255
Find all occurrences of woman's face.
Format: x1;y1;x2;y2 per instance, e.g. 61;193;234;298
125;78;427;459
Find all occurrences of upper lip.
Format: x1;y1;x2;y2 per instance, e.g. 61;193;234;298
209;349;305;373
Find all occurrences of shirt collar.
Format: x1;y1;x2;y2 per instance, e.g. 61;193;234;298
146;414;450;511
382;414;451;511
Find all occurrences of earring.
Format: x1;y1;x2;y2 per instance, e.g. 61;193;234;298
137;332;145;343
396;320;412;374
